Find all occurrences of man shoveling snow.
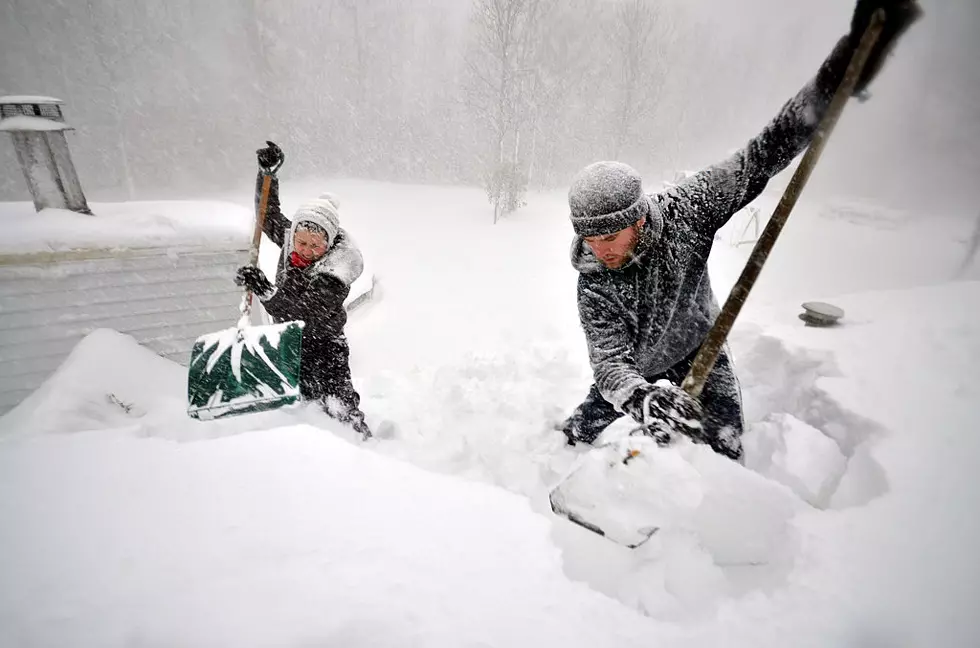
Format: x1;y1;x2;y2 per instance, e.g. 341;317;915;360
558;0;921;461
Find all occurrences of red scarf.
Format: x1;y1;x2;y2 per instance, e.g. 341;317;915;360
289;251;312;269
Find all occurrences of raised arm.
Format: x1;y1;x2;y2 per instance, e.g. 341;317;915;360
254;141;290;247
676;0;921;233
254;171;290;247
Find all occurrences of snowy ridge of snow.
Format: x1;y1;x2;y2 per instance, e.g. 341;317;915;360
0;115;70;132
0;95;62;104
0;200;251;255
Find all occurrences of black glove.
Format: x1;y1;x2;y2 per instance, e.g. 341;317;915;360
849;0;923;96
256;140;285;174
235;265;275;300
623;380;705;446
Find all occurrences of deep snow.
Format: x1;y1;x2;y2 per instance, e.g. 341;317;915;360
0;416;671;647
1;177;979;646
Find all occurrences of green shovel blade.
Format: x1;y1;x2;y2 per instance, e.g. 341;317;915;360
186;320;305;420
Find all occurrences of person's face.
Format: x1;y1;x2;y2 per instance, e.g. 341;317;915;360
293;229;328;262
584;217;645;269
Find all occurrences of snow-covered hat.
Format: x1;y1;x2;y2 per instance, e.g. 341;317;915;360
290;193;340;247
568;161;652;237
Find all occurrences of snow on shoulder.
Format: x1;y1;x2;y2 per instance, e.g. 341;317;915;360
0;200;252;255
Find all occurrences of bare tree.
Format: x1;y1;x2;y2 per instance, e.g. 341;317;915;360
464;0;546;223
520;0;601;187
956;211;980;279
608;0;673;159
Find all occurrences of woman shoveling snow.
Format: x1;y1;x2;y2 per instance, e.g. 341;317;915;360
235;141;373;439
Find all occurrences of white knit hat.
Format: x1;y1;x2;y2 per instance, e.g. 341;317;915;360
291;193;340;247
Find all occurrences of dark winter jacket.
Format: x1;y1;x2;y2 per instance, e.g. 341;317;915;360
573;37;856;411
253;173;364;399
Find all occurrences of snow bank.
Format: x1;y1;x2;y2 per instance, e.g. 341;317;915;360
0;328;188;438
552;434;804;563
0;200;251;254
0;426;677;647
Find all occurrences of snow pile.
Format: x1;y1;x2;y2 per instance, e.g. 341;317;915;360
0;328;189;438
0;200;251;254
553;434;804;562
0;426;676;647
743;413;847;507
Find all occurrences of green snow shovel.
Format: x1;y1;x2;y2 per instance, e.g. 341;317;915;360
186;170;305;420
549;9;893;548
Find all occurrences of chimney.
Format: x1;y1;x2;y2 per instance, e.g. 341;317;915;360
1;95;91;215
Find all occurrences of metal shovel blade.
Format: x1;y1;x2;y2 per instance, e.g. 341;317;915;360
547;436;681;549
549;484;658;549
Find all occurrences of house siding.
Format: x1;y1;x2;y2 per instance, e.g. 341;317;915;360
0;246;248;414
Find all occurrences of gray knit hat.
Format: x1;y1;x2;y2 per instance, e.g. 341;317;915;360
568;161;651;237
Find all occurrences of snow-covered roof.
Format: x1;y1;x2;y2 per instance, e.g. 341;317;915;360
0;95;63;105
0;115;71;132
0;200;252;255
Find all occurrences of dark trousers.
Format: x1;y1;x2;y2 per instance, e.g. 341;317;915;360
302;334;370;436
561;346;744;459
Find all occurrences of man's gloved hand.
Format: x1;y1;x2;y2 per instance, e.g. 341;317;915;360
623;380;705;446
256;140;285;174
849;0;923;96
235;265;275;301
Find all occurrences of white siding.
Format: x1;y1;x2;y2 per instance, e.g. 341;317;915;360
0;245;248;414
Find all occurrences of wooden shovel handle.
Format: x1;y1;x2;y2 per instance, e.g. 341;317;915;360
681;10;887;399
243;173;273;315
